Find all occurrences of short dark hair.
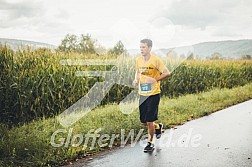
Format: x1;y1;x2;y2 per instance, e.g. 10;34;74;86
140;39;152;47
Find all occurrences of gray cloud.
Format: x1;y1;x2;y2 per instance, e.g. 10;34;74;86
212;29;243;38
1;0;251;46
0;0;72;33
152;0;251;29
0;0;45;29
0;0;44;19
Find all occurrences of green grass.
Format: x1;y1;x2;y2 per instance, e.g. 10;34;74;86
0;83;252;166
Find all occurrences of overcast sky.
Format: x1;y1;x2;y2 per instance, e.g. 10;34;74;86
0;0;252;49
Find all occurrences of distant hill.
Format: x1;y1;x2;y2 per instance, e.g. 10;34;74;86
193;39;252;59
128;39;252;59
0;38;56;51
1;38;252;59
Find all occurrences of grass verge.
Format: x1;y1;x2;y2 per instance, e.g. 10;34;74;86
0;83;252;166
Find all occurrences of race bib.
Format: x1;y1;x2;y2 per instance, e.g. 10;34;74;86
140;83;151;93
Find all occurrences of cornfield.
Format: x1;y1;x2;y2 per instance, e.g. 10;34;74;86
1;45;252;126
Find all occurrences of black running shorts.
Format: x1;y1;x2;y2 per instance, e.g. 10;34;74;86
139;93;160;123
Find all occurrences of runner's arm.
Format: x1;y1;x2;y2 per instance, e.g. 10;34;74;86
155;69;170;81
133;71;140;86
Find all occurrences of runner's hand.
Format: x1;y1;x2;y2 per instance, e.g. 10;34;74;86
146;77;157;84
132;80;138;87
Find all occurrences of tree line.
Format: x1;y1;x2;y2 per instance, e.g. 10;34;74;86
57;34;127;56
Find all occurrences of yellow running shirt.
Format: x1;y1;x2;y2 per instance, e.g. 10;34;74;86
136;55;168;96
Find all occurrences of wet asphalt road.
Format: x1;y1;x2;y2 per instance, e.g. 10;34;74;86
68;100;252;167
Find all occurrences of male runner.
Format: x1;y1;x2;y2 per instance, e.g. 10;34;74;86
133;39;170;152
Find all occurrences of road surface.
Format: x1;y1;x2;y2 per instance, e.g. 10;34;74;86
67;100;252;167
